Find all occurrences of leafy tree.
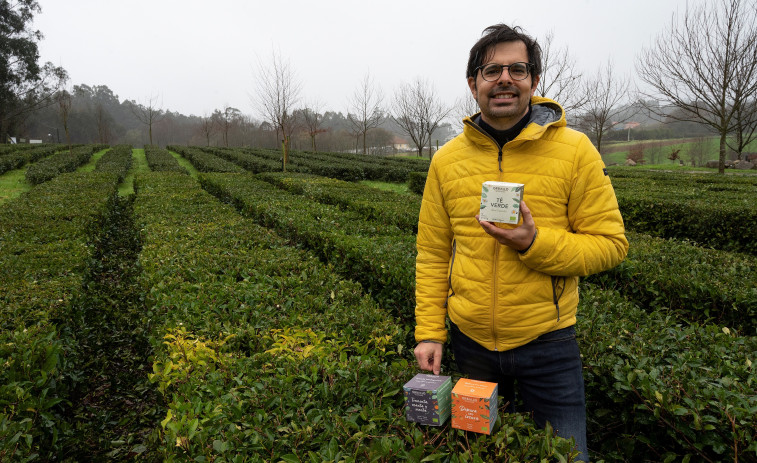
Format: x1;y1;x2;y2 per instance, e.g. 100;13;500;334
0;0;67;143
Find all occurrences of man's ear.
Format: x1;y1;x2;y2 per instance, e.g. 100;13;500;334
530;75;540;96
467;76;477;98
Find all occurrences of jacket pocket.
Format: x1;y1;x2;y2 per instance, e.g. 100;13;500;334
444;239;457;308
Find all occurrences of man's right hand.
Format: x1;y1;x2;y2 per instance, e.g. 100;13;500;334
414;342;443;375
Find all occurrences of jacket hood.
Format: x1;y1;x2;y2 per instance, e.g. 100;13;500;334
529;96;564;127
462;96;566;147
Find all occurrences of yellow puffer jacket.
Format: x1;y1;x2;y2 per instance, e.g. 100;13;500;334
415;96;628;351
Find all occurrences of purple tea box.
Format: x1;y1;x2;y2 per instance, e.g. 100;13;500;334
403;373;452;426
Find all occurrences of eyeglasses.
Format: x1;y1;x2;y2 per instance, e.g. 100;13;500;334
475;62;533;82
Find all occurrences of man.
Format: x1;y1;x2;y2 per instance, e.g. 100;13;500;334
413;24;628;462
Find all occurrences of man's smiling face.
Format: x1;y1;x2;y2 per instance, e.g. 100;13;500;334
468;40;539;131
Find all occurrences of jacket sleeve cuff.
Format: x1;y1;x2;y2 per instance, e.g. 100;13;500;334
518;228;538;254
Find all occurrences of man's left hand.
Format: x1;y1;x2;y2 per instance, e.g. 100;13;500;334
476;200;536;251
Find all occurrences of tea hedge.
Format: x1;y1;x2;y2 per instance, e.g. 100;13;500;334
0;172;118;461
25;145;108;184
408;171;428;195
143;146;192;174
198;173;418;320
199;146;302;174
577;285;757;462
608;169;757;255
167;145;245;173
0;145;59;176
134;172;575;462
94;144;133;181
255;171;422;233
585;231;757;334
196;146;430;182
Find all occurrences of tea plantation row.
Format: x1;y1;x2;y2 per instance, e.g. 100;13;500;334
0;144;141;460
167;145;431;183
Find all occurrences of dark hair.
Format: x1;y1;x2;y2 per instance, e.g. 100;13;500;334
466;24;542;80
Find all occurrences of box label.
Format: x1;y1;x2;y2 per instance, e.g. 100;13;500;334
479;181;524;224
403;374;452;426
451;378;498;434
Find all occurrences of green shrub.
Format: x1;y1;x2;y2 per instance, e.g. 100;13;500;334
408;171;428;194
167;146;245;173
610;169;757;254
256;172;421;233
25;145;107;184
144;146;188;173
94;144;133;181
578;285;757;462
198;173;417;321
585;232;757;333
0;172;118;460
0;145;59;175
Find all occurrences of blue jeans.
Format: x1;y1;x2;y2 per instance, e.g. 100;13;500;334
450;322;589;462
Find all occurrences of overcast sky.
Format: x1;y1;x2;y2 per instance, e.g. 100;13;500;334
34;0;705;119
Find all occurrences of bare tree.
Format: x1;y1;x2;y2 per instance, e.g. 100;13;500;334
536;30;588;119
392;77;452;159
302;101;327;152
452;91;479;132
576;60;634;155
199;112;217;147
129;94;165;146
253;50;302;171
347;73;384;155
94;103;111;144
57;89;72;151
637;0;757;173
726;96;757;160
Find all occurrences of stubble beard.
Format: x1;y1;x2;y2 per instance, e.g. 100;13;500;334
482;85;528;121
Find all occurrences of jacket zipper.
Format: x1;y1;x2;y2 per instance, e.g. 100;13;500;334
465;119;504;172
465;117;512;349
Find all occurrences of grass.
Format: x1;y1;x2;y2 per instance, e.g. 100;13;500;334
603;136;757;167
0;167;32;204
78;148;109;172
119;149;150;196
169;149;199;178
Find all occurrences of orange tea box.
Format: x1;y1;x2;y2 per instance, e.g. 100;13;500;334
451;378;498;435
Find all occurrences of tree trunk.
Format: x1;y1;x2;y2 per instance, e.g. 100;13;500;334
282;137;289;173
718;131;726;174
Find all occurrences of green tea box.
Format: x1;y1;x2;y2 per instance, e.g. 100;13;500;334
451;378;498;435
403;374;452;426
479;181;524;224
